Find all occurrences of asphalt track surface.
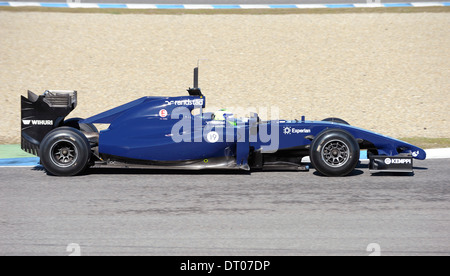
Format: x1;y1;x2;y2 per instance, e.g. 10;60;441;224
10;0;442;4
0;158;449;256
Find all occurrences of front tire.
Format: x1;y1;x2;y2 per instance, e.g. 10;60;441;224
322;117;350;125
310;129;359;176
39;127;91;176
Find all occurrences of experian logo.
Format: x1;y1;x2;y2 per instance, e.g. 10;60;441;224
22;119;53;126
283;127;311;135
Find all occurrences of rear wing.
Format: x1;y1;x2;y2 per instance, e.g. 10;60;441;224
21;90;77;156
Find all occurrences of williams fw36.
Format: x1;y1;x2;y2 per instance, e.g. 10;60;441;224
21;67;426;176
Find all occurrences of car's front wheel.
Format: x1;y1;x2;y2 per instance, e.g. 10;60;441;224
322;117;350;125
310;129;359;176
39;127;91;176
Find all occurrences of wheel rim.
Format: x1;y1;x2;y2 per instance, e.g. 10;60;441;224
49;140;78;168
321;139;350;168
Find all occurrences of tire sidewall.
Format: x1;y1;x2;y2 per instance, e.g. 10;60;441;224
39;127;91;176
310;129;359;177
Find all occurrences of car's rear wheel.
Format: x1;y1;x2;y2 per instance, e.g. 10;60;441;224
310;129;359;176
39;127;91;176
63;117;98;133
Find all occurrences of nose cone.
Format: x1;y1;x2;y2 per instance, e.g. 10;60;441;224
412;147;427;160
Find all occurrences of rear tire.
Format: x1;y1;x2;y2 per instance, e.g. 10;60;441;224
39;127;91;176
63;117;98;133
310;129;359;176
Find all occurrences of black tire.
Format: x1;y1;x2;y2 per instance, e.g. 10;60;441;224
322;117;350;125
310;129;359;177
39;127;91;176
63;117;98;133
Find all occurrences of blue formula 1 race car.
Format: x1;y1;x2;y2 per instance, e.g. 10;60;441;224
21;67;426;176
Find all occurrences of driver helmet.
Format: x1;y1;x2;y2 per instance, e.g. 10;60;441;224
213;108;234;121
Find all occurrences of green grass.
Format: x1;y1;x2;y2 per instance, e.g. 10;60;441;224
399;137;450;149
0;144;34;159
0;6;449;15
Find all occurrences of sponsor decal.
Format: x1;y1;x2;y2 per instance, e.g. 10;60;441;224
384;158;411;165
22;119;53;126
206;131;220;143
159;109;168;118
283;126;311;135
283;127;291;135
412;151;419;158
165;99;204;106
